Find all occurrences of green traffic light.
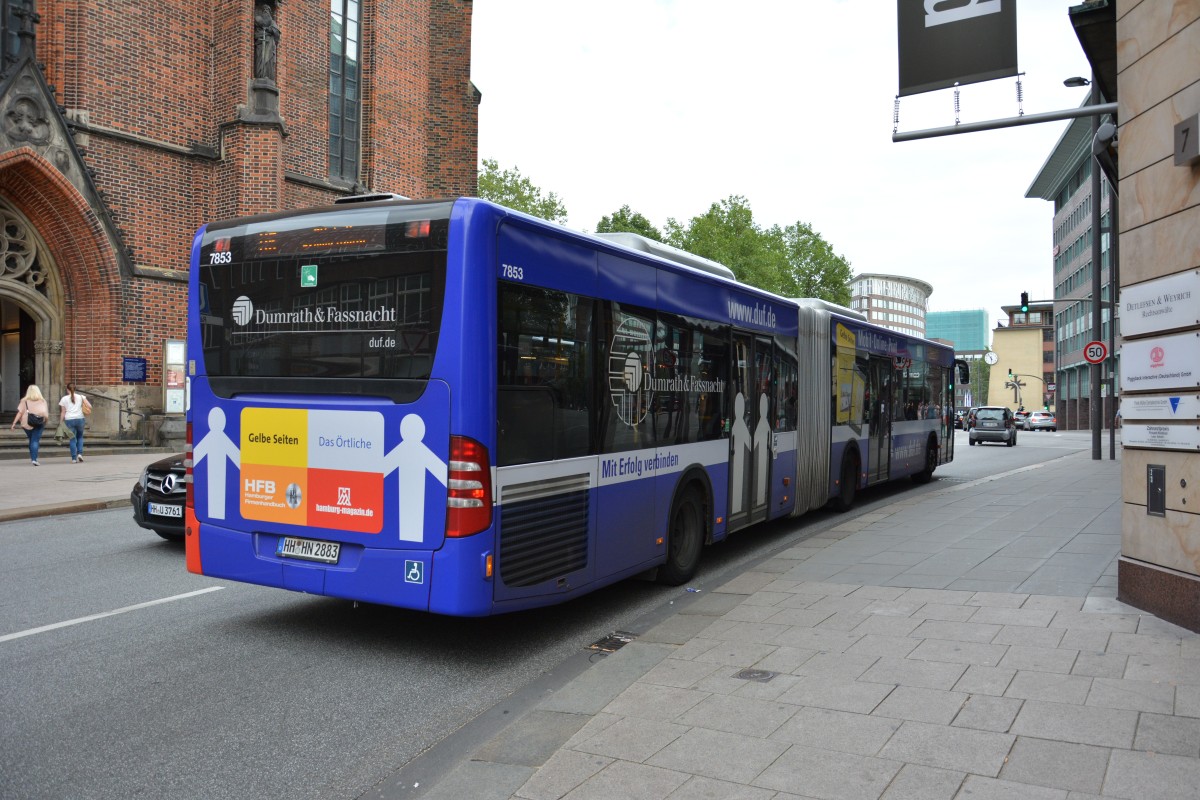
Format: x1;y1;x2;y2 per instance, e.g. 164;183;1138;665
1020;291;1030;313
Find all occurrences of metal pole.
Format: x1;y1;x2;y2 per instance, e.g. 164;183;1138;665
1109;186;1120;459
1089;79;1102;460
892;102;1118;143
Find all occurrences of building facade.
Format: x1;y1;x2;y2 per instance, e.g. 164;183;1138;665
986;301;1055;413
926;309;989;353
0;0;478;439
849;273;932;337
1026;108;1118;432
1101;1;1200;630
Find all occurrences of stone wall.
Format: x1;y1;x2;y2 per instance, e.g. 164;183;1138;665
1116;0;1200;632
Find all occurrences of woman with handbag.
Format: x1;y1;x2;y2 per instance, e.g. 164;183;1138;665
58;382;92;463
10;384;49;466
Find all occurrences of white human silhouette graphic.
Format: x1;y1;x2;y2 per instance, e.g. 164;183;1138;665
754;393;771;506
380;414;447;542
729;393;752;515
192;407;240;519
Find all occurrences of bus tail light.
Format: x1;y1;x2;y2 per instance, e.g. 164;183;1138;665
183;420;202;573
446;435;492;538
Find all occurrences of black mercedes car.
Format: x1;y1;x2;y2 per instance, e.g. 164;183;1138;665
131;453;186;540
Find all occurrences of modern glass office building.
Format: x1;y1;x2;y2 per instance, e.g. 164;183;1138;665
926;310;989;353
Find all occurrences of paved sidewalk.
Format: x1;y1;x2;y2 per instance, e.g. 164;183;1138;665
0;451;156;522
418;451;1200;800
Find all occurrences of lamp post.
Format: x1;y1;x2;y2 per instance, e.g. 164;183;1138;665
1094;120;1120;460
1066;74;1103;460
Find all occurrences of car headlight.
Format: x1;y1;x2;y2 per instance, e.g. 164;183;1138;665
139;468;149;490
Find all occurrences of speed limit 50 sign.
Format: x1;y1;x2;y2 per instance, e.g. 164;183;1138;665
1084;340;1109;364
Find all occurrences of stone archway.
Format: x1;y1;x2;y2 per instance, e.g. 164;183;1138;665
0;146;123;428
0;199;64;412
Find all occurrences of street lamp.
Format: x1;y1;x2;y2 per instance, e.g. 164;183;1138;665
1064;74;1104;458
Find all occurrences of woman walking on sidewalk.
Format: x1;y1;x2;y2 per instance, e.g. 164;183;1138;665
10;384;49;466
58;382;92;463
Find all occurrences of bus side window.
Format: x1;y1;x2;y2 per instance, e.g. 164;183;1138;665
599;302;658;454
497;283;593;467
775;346;798;432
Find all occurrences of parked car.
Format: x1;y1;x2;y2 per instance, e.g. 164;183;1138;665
1024;410;1057;431
968;406;1018;446
131;453;186;540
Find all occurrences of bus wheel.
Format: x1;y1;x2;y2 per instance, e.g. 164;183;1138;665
912;438;937;484
658;487;704;586
833;452;858;512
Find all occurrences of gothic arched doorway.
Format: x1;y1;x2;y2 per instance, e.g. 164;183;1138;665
0;199;64;413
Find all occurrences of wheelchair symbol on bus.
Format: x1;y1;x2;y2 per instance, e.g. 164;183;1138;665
405;560;424;584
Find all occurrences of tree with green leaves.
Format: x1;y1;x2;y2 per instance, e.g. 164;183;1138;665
663;195;852;304
665;196;779;288
477;159;568;224
595;205;663;241
769;220;853;306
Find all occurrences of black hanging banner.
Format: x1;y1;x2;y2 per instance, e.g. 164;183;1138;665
897;0;1018;97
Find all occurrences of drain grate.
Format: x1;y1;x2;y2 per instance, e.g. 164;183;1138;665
733;668;778;683
588;631;636;652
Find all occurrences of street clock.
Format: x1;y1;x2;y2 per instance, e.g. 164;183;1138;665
983;351;999;365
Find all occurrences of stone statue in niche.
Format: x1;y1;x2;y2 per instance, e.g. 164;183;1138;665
254;3;280;83
5;96;51;145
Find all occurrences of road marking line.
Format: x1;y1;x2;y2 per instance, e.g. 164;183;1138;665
0;586;224;643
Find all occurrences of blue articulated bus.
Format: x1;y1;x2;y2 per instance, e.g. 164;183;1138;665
184;196;966;616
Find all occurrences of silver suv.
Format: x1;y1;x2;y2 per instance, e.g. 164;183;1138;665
968;406;1018;447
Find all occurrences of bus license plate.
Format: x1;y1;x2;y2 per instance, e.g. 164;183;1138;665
149;502;183;518
278;537;340;564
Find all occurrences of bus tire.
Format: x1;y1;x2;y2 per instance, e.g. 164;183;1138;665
912;437;937;484
833;452;858;512
658;487;705;586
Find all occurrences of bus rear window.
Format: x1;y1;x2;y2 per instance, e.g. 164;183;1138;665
198;209;448;381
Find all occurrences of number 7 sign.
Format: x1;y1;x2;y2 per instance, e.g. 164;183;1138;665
1177;114;1200;166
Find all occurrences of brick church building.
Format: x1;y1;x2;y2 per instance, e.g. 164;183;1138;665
0;0;478;439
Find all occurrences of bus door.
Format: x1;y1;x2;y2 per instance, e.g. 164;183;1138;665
868;356;893;483
728;333;772;529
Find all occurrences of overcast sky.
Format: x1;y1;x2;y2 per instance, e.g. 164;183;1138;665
470;1;1095;317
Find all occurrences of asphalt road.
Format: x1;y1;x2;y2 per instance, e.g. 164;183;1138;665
0;428;1098;800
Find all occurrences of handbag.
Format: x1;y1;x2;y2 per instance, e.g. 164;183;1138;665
26;412;45;428
82;397;92;416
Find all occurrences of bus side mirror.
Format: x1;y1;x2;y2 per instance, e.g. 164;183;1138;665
956;360;970;385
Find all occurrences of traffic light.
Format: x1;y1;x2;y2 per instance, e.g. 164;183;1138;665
1020;292;1030;313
